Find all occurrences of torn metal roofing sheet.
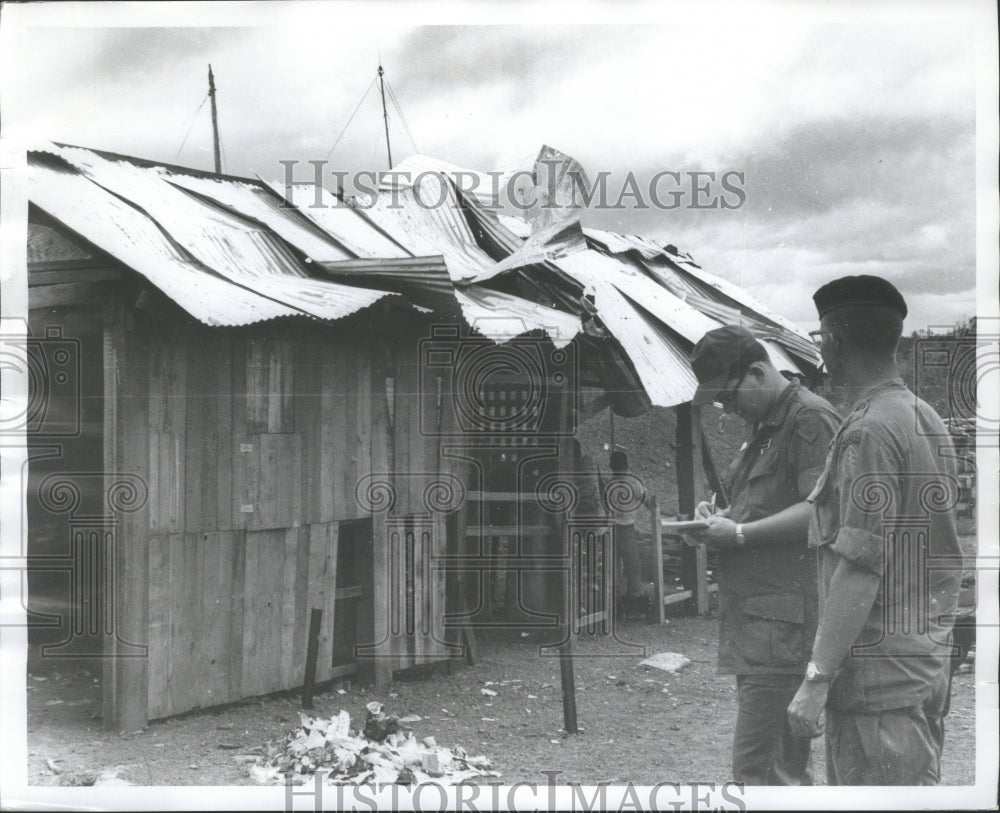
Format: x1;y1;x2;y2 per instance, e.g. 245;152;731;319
28;159;298;325
162;172;355;263
471;216;588;284
456;286;581;349
30;149;395;325
316;256;458;315
361;181;493;283
554;250;720;345
45;144;310;280
672;263;816;350
584;228;699;266
585;278;699;407
380;154;506;209
761;340;804;377
264;179;411;260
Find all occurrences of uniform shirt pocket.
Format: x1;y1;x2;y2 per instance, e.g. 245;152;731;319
739;593;806;667
742;452;785;519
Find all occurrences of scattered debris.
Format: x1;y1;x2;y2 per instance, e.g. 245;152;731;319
45;700;64;706
246;707;499;785
640;652;691;674
480;688;498;697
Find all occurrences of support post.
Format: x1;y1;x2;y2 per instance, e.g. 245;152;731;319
103;296;150;730
301;608;323;709
651;496;666;625
674;403;709;615
559;638;579;734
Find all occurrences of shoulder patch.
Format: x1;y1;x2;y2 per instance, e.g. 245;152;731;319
839;428;863;448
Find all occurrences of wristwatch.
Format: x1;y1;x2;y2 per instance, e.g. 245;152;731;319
805;661;832;683
734;523;746;546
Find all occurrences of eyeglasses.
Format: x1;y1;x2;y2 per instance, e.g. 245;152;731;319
808;329;824;346
717;369;748;407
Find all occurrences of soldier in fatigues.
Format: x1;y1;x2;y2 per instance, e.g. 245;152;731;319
788;275;963;785
687;325;840;784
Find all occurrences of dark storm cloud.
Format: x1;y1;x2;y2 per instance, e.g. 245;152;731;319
727;114;974;218
395;26;624;93
80;27;247;78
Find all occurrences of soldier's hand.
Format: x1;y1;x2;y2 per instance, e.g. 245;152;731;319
787;680;829;739
699;515;740;548
694;500;715;520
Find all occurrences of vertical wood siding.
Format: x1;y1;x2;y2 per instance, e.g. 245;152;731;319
141;321;450;719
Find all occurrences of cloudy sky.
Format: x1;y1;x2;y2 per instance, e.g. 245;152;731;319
2;1;994;331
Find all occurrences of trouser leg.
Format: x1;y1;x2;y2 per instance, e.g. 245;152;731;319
733;674;812;785
825;702;941;785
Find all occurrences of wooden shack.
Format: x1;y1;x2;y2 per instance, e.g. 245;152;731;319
22;143;822;731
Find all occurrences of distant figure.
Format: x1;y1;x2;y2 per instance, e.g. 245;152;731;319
788;275;963;785
607;450;651;615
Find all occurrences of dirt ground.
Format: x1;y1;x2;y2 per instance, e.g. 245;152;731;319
24;608;977;788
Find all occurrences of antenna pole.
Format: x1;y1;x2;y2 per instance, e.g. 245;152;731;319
208;64;221;175
378;64;393;169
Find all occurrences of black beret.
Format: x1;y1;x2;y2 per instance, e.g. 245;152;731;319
813;275;907;319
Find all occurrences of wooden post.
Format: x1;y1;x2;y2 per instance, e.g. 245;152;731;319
208;65;221;175
559;638;579;734
674;403;708;615
103;296;150;730
301;608;323;709
650;496;666;625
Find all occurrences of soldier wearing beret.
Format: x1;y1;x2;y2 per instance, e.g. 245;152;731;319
687;324;840;785
787;275;963;785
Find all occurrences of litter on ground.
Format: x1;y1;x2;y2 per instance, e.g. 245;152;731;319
245;704;498;785
639;652;691;673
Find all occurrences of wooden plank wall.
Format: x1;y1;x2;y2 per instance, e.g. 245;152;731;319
144;326;367;717
141;320;450;718
366;339;451;682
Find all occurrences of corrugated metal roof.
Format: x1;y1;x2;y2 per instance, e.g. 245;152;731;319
163;172;355;262
263;179;411;259
316;256;459;314
761;340;804;377
584;227;699;265
30;149;395;326
46;144;310;281
361;180;492;283
585;278;699;407
471;215;588;284
28;159;298;326
671;263;817;354
28;141;819;409
380;154;507;209
554;250;720;345
456;286;581;348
